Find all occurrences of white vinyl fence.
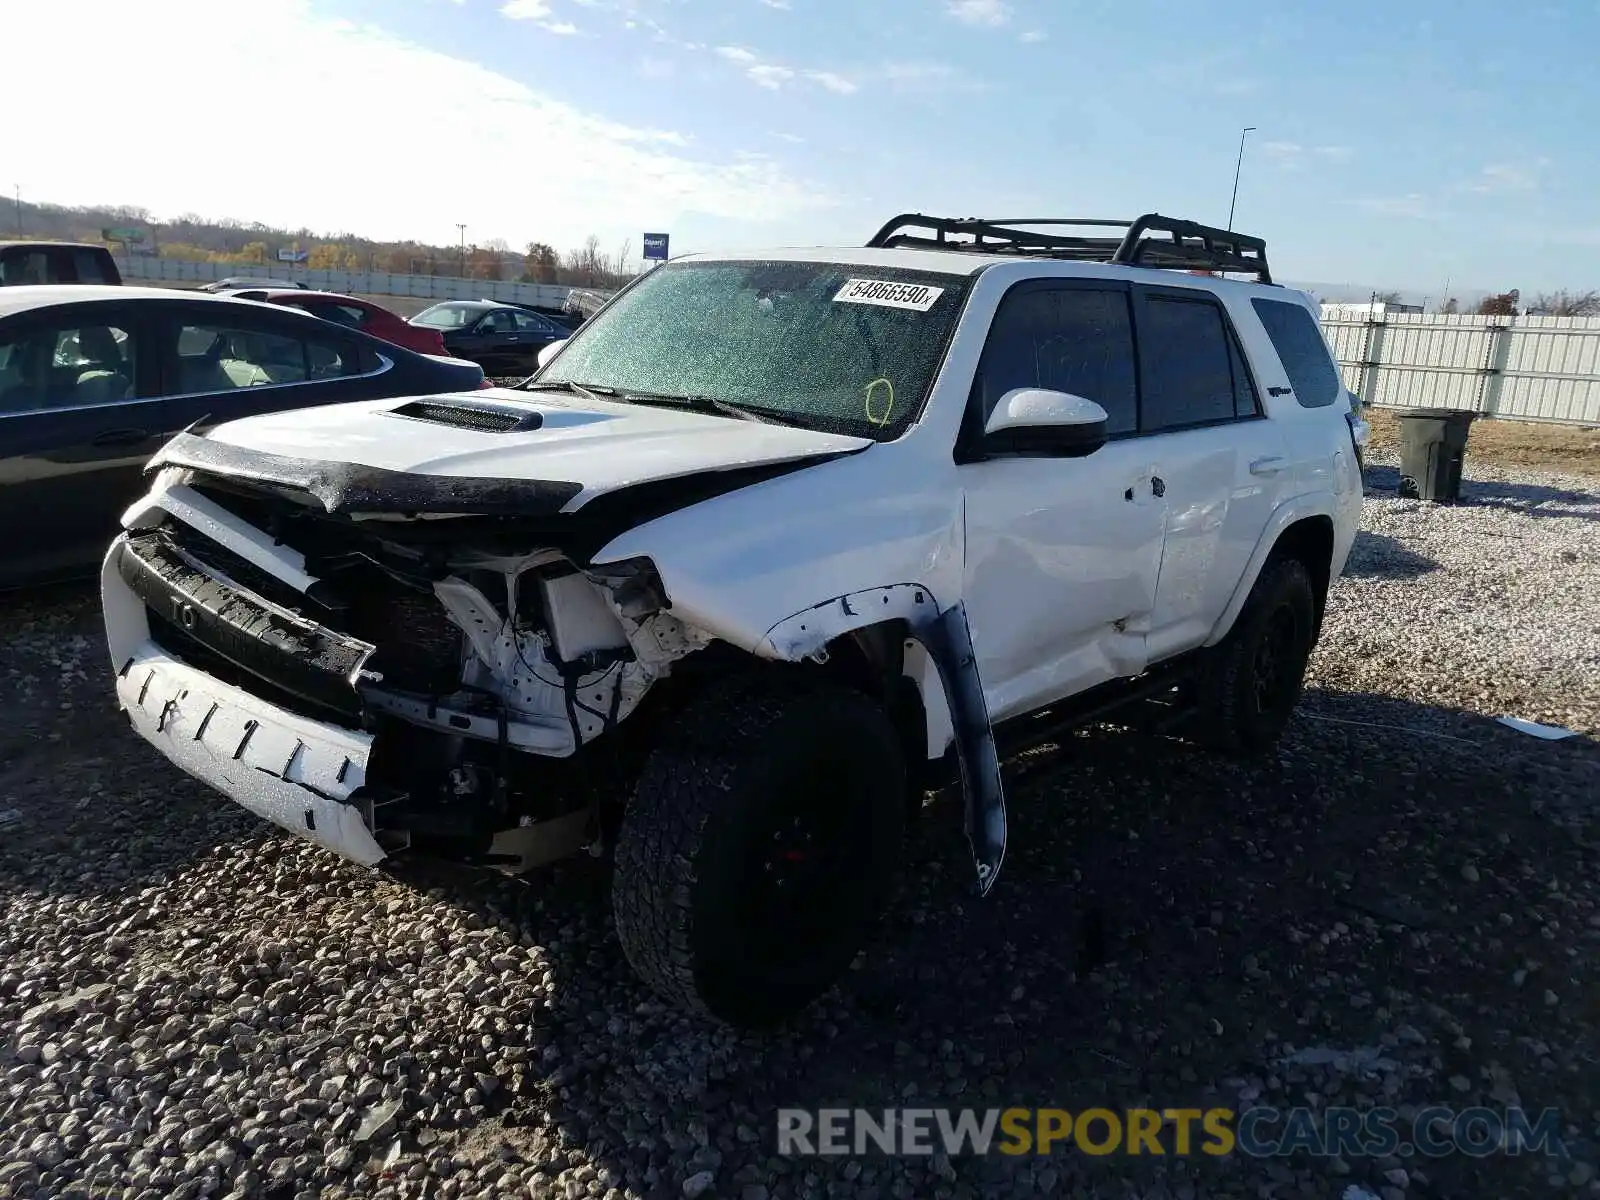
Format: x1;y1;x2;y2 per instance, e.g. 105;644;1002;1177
119;255;577;308
1319;311;1600;425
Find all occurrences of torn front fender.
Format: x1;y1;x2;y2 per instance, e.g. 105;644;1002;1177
916;601;1006;896
761;586;1007;896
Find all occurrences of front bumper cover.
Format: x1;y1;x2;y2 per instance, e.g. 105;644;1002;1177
116;641;386;865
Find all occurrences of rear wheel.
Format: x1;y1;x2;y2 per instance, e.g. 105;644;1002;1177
611;676;905;1027
1190;557;1318;756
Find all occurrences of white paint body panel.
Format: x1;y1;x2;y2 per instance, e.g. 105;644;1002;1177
194;389;871;508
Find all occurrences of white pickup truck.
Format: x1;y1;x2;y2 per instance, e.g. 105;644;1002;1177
102;212;1367;1027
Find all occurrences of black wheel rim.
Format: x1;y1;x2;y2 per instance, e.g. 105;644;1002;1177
1251;605;1301;716
740;754;873;964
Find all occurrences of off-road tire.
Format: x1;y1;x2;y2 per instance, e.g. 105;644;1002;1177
1191;556;1318;756
611;676;906;1027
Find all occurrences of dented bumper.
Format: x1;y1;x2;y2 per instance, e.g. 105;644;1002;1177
104;536;387;866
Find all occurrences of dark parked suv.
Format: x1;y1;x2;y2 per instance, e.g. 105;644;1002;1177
0;242;122;286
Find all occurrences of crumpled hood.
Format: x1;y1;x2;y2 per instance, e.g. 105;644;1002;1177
162;387;873;512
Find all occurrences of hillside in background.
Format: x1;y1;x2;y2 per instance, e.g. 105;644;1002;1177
6;199;635;289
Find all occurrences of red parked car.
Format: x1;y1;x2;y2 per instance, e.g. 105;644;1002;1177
226;289;449;357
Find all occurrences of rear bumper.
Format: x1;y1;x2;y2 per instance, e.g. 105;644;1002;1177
103;536;387;866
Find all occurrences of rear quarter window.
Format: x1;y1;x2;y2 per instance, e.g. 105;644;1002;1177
1251;298;1342;409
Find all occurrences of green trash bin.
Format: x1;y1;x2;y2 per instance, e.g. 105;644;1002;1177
1396;408;1476;502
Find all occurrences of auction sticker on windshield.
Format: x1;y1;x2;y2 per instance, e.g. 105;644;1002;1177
832;278;945;312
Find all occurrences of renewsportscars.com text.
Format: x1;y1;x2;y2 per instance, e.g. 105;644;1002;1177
777;1106;1568;1159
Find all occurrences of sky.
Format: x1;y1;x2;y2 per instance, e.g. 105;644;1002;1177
7;0;1600;298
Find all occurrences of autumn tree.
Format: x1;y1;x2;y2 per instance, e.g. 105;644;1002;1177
524;242;559;283
467;245;503;281
307;243;348;270
1476;290;1520;316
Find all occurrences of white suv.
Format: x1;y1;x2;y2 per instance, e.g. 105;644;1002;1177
102;212;1367;1026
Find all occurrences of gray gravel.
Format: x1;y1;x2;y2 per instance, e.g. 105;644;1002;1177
2;453;1598;1200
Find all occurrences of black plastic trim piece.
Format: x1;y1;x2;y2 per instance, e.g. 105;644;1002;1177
116;532;375;720
146;431;584;516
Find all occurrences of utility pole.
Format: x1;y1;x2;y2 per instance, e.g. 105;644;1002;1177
456;224;467;278
13;185;21;235
1226;126;1256;231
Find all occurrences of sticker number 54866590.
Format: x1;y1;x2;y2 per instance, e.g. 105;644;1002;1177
832;278;945;312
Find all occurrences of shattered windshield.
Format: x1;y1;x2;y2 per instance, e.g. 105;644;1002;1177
532;259;972;439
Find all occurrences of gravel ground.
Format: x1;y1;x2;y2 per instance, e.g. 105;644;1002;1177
2;448;1598;1200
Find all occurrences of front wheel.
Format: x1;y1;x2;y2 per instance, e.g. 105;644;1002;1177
611;677;906;1027
1190;557;1318;756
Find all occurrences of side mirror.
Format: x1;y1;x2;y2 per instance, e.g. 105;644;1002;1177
537;339;567;370
981;387;1109;457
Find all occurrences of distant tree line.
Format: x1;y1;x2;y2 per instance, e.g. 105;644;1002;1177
1370;287;1599;317
10;200;639;289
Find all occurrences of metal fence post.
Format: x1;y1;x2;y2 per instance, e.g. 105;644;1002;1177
1356;312;1387;407
1479;317;1513;417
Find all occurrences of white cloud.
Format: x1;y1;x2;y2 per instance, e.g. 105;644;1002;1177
946;0;1011;27
758;0;792;8
714;45;857;93
1261;141;1355;167
882;61;984;93
1355;194;1439;220
1019;29;1046;43
805;70;858;95
501;0;579;34
2;0;836;251
1464;163;1540;194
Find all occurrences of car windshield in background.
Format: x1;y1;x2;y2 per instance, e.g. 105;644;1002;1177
411;303;485;330
534;260;972;439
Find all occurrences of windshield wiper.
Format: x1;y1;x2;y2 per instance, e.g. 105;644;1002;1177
616;390;779;424
519;379;615;402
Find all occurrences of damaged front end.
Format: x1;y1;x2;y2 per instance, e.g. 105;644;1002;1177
104;459;714;872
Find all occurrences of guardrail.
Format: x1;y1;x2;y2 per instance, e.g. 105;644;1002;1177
119;255;578;308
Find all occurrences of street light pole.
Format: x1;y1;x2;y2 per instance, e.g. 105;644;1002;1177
456;224;467;277
1226;126;1256;231
13;185;21;235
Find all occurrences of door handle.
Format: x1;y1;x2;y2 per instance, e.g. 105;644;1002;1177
1249;456;1286;476
91;428;151;447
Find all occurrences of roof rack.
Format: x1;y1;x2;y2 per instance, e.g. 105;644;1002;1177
864;212;1272;283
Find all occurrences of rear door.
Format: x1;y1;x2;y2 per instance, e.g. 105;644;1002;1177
1130;284;1288;660
0;303;163;585
149;301;389;432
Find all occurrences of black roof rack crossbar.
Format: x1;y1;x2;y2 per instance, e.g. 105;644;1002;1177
864;212;1272;283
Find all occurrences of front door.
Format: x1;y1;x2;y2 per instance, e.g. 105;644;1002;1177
959;280;1166;722
0;305;164;585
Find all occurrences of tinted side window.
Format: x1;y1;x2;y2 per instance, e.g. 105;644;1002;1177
1139;296;1236;430
171;321;351;394
73;249;113;284
0;250;50;285
976;286;1138;436
0;318;136;412
1251;298;1341;408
